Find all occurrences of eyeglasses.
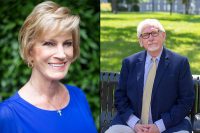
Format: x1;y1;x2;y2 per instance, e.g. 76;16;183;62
140;30;161;39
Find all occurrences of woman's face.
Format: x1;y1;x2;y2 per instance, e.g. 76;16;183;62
30;32;73;81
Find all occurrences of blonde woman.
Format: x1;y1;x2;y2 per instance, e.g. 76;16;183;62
0;1;97;133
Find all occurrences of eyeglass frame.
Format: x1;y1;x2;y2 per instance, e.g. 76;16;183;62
140;30;163;39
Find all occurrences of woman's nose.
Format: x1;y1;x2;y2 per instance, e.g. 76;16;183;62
55;46;66;59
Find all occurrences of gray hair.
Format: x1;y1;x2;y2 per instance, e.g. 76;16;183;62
137;19;165;38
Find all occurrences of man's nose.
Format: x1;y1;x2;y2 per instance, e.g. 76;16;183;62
148;34;154;40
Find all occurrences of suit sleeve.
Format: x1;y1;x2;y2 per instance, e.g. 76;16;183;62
114;59;134;123
161;58;195;129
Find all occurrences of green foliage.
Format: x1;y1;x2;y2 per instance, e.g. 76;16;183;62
0;0;99;129
132;4;140;12
181;0;190;14
167;0;175;3
101;12;200;75
126;0;138;3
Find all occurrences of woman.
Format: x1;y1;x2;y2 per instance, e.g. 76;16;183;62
0;1;97;133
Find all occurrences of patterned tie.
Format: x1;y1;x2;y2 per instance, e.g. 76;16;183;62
141;58;157;124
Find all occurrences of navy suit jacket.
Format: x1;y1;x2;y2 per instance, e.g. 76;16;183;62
112;48;194;129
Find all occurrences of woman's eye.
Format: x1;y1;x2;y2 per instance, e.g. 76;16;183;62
43;42;55;46
64;41;73;47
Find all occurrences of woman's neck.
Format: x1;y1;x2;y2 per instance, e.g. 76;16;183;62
29;77;60;98
19;70;65;103
18;73;68;111
29;68;63;97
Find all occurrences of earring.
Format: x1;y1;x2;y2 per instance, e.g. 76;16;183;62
27;60;34;68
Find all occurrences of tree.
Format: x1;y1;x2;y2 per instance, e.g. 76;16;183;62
167;0;175;15
126;0;139;11
111;0;118;13
182;0;191;14
152;0;155;12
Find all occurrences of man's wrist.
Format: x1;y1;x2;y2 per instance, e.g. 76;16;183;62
136;120;141;124
126;114;140;129
154;119;166;133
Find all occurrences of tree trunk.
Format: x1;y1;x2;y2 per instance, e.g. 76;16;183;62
152;0;155;12
167;0;174;15
185;0;189;14
182;0;190;14
111;0;118;14
170;2;173;15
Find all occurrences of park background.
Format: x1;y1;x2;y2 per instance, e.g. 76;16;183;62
101;0;200;76
100;1;200;131
0;0;99;129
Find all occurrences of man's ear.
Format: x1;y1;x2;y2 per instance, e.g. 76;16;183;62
139;38;143;47
162;32;166;41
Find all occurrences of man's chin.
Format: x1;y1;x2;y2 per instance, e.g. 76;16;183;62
148;47;159;52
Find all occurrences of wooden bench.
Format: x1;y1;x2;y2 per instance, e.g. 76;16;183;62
100;71;200;133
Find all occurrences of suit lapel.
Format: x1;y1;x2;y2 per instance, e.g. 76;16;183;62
136;51;146;112
152;48;170;99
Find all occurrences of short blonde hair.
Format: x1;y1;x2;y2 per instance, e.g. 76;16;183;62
137;19;165;38
19;1;80;64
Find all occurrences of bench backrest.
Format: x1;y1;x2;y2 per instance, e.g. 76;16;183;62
100;72;200;133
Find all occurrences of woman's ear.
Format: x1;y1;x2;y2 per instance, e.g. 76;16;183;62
27;56;34;68
27;47;34;67
29;48;33;56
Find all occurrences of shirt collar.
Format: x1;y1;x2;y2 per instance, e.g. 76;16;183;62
146;46;163;63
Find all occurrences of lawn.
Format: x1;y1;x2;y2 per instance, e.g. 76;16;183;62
101;12;200;75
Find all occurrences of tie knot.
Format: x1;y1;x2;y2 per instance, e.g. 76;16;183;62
151;58;156;63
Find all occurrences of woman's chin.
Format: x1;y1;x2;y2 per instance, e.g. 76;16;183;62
46;73;67;81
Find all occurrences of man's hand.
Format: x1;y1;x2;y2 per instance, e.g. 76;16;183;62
134;123;149;133
144;124;160;133
134;124;160;133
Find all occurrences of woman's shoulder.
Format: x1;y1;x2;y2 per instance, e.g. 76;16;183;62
0;104;14;131
0;93;19;118
0;100;16;125
0;94;21;131
64;84;88;104
0;102;13;119
65;85;86;97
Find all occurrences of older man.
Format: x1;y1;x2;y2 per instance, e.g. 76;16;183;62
105;19;194;133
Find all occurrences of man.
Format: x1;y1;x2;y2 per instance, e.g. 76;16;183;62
105;19;194;133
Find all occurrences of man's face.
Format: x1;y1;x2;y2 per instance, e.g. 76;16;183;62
139;26;166;56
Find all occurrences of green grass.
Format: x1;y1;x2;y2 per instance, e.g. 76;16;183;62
101;12;200;74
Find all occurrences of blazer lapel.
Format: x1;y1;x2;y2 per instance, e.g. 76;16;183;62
152;48;170;99
136;51;146;112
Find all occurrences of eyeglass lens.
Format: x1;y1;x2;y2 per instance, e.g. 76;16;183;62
141;31;160;39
